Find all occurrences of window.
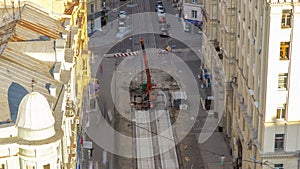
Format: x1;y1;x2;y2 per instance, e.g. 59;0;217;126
0;164;5;169
274;134;284;151
242;118;245;131
91;4;95;13
248;12;251;28
276;105;286;118
254;20;257;37
192;10;197;18
278;73;288;90
192;0;197;3
26;166;35;169
276;104;286;119
248;39;250;53
281;9;292;28
274;164;284;169
43;164;50;169
280;42;290;60
237;106;240;119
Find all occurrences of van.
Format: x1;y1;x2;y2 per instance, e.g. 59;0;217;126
184;22;191;32
171;90;188;110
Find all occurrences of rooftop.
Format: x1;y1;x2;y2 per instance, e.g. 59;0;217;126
0;4;68;125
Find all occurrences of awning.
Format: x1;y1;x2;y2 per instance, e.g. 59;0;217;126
184;19;203;27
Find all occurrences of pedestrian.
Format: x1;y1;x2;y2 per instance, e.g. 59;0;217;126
99;63;103;75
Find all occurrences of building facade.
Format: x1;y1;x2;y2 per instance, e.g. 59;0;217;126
87;0;105;34
203;0;300;168
0;0;90;168
0;92;64;169
202;0;218;42
182;0;203;32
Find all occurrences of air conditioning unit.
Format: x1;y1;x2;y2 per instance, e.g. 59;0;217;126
252;38;256;45
254;101;259;108
248;89;254;96
256;48;261;54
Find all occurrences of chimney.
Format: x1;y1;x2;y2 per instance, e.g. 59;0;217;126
49;84;57;97
55;38;66;62
53;62;62;81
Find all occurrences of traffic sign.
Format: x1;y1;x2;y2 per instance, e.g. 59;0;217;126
166;45;172;51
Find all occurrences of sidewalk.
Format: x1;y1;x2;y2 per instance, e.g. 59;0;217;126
199;132;233;169
198;72;233;169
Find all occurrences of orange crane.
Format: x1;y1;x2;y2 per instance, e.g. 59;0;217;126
130;38;156;110
140;38;152;96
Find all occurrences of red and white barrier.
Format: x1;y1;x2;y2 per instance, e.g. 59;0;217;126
113;51;138;57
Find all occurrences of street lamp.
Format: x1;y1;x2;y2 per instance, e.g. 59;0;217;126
250;157;259;169
250;157;272;169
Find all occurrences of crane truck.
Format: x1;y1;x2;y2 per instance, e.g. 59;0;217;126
130;38;156;110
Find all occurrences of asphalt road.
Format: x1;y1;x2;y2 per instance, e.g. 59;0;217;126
80;0;210;168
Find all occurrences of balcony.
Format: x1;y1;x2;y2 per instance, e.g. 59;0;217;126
275;118;286;125
66;100;76;117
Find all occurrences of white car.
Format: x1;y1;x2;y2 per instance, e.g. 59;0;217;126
119;25;126;32
157;11;165;17
119;18;126;26
156;1;163;8
157;5;164;13
118;18;126;32
119;11;126;19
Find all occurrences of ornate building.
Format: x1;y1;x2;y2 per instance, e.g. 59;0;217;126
0;0;89;168
203;0;300;168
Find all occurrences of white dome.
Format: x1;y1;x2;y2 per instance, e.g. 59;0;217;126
16;92;55;130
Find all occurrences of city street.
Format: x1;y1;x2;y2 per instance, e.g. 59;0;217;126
79;0;233;168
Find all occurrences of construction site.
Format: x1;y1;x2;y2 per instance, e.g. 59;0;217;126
109;38;194;169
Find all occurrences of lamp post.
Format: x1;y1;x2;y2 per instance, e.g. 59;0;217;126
250;157;259;169
250;157;273;169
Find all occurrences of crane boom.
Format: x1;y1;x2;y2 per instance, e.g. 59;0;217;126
140;38;152;95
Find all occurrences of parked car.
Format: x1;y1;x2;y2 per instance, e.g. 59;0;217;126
118;18;126;32
119;11;126;19
156;1;163;11
157;10;165;17
119;18;126;26
160;28;169;37
158;16;166;23
184;22;191;32
156;5;164;13
156;0;163;6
